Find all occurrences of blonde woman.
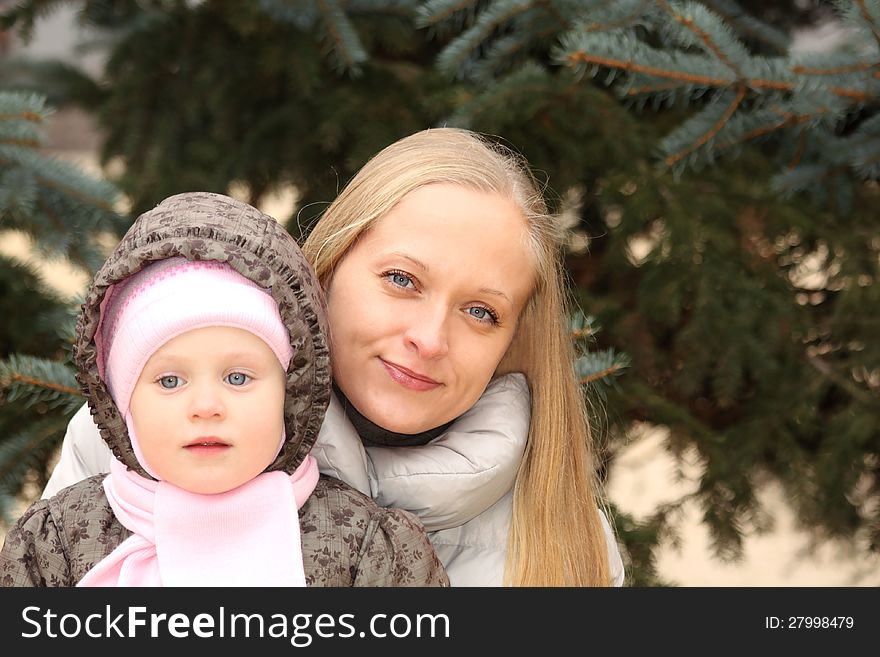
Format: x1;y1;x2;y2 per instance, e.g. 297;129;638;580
43;128;624;587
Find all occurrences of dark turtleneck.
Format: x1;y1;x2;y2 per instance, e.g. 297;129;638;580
332;384;454;447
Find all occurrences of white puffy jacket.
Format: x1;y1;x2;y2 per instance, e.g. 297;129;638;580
44;373;625;586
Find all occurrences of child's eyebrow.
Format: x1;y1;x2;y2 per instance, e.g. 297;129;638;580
139;354;189;371
144;352;187;364
146;349;269;366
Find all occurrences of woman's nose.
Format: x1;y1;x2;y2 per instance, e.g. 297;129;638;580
404;306;450;359
188;382;226;419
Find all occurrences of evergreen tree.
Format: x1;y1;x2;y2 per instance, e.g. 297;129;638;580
0;90;125;517
2;0;461;224
421;0;880;564
3;0;876;585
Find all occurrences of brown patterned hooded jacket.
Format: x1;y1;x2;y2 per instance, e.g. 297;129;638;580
0;191;449;587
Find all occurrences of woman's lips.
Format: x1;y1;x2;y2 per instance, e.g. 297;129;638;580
380;359;441;392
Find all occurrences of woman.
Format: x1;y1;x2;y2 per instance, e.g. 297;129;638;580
42;128;624;587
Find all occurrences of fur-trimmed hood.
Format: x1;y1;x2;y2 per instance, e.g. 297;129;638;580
73;191;331;479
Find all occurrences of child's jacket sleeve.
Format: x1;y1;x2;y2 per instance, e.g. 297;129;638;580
299;476;449;587
352;508;450;587
0;499;74;587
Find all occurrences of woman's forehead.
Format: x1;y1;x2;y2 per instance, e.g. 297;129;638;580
354;184;537;300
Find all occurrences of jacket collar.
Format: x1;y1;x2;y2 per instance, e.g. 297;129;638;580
310;373;531;531
332;384;452;447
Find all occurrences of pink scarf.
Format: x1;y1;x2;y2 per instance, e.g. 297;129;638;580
78;455;319;587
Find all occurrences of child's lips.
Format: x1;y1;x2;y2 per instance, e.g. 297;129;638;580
184;437;231;451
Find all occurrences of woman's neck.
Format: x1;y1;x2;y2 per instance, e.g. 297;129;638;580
332;384;453;447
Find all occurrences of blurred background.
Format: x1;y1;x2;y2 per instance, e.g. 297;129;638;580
0;1;878;586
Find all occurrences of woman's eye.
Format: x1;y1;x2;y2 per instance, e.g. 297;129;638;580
386;271;414;289
467;306;499;324
225;372;250;386
158;375;181;389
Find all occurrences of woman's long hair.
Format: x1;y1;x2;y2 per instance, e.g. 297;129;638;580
302;128;612;586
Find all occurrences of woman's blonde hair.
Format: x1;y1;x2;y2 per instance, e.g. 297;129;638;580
302;127;612;586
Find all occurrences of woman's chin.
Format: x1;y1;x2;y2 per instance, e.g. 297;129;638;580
374;416;437;435
347;391;458;434
365;405;451;435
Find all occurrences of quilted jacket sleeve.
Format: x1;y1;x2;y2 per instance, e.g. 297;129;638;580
353;508;450;587
0;500;74;587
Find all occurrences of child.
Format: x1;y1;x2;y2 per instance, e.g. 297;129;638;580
0;191;449;587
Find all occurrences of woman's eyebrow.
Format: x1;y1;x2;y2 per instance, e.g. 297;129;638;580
387;251;429;272
479;287;511;303
387;251;512;303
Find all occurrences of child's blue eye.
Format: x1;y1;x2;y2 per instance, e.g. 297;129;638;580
159;375;181;389
226;372;250;386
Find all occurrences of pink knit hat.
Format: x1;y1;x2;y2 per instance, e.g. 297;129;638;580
96;256;293;424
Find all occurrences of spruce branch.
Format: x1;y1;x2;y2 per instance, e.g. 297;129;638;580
788;129;808;169
472;27;558;80
0;0;71;42
0;90;51;137
0;92;117;214
448;61;557;125
569;312;629;390
575;348;630;391
658;0;748;77
664;83;746;166
663;99;831;167
563;45;875;102
257;0;320;29
570;309;601;352
0;91;125;271
701;0;790;53
317;0;369;75
0;148;117;213
417;0;478;28
0;354;82;410
535;0;571;26
0;416;67;514
772;163;840;198
580;361;627;385
624;79;690;96
434;0;542;78
680;107;818;165
792;61;880;77
0;111;42;122
576;0;656;33
855;0;880;49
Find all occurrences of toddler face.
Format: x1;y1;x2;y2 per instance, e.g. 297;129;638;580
129;326;286;494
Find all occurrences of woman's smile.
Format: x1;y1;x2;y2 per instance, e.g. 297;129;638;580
380;358;442;391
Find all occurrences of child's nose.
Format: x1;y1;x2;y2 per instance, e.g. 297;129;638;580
188;383;225;419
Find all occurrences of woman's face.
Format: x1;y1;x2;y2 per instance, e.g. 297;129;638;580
326;182;536;434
